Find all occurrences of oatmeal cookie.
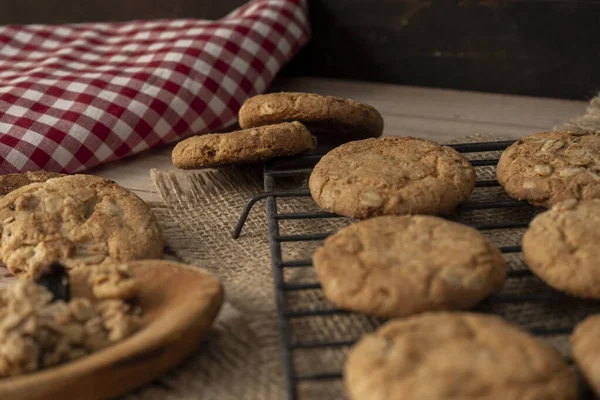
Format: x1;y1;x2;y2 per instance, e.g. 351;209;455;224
313;215;506;318
309;136;476;218
571;314;600;397
496;131;600;207
345;312;578;400
172;121;317;169
0;175;163;278
238;92;384;141
523;199;600;298
0;280;140;377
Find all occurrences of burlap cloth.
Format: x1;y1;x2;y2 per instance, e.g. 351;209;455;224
1;96;600;399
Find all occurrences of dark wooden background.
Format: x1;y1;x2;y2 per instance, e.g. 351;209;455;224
2;0;600;99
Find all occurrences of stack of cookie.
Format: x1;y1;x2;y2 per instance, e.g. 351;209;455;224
171;92;384;169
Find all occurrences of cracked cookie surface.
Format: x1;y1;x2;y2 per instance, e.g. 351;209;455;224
496;131;600;207
571;315;600;397
172;121;317;169
0;175;163;279
309;137;476;218
345;312;578;400
238;92;384;142
0;171;64;198
523;199;600;298
313;215;506;317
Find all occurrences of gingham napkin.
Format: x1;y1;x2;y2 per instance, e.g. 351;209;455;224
0;0;309;174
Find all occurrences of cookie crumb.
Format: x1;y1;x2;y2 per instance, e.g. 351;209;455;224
0;277;140;377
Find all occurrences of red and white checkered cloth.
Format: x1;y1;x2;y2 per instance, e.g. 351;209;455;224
0;0;309;174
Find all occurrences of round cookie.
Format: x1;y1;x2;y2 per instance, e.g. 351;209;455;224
0;175;163;279
496;130;600;207
172;121;317;169
571;314;600;397
345;312;578;400
523;199;600;298
0;171;64;197
238;92;384;141
313;215;506;318
309;136;476;218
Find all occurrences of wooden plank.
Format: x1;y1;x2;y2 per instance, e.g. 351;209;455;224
90;77;587;202
282;0;600;99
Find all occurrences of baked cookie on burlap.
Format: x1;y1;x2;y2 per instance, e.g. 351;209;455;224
238;92;383;141
0;175;163;279
572;314;600;397
172;121;317;169
345;312;578;400
523;199;600;298
0;171;64;197
313;215;506;318
309;136;476;219
497;130;600;207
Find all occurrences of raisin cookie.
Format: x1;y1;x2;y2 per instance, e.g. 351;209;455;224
238;92;384;141
172;121;317;169
0;175;163;279
523;199;600;298
497;130;600;207
345;312;578;400
313;215;506;318
309;137;476;218
0;171;64;197
572;314;600;397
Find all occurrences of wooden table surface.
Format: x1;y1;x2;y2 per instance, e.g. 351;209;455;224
89;76;589;203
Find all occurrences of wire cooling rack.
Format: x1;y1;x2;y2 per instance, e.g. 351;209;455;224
233;140;597;400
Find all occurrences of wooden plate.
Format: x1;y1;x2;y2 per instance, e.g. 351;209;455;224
0;260;224;400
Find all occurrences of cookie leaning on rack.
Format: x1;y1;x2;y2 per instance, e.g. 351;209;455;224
172;121;317;169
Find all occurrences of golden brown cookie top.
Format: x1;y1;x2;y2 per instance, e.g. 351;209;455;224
0;171;64;197
345;312;578;400
523;199;600;298
496;130;600;207
313;215;506;318
238;92;384;141
172;121;317;169
309;136;476;218
0;174;163;279
572;315;600;397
